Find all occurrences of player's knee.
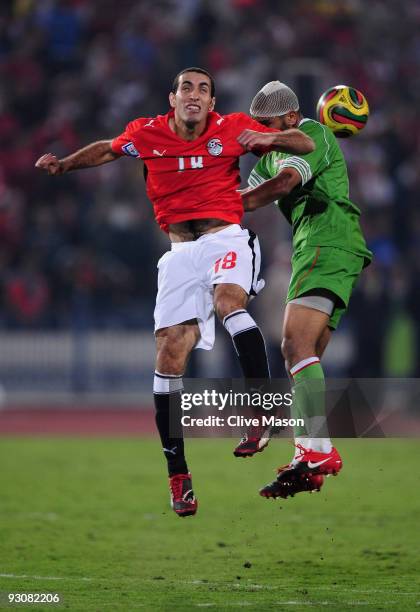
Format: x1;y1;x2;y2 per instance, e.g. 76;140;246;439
281;334;314;365
214;284;248;322
281;336;295;364
214;298;241;322
156;348;184;375
156;328;191;374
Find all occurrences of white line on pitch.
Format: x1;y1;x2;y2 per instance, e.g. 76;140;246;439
0;512;59;521
0;573;92;581
317;587;418;595
275;603;329;607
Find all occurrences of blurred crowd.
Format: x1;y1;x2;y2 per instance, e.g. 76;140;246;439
0;0;419;376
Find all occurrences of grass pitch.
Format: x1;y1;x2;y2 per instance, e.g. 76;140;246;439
0;438;419;610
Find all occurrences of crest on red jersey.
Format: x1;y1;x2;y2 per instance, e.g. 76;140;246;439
122;142;140;157
207;138;223;156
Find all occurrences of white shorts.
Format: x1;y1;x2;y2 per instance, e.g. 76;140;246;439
154;224;265;350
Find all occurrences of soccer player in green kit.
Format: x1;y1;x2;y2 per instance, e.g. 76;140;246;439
237;81;372;499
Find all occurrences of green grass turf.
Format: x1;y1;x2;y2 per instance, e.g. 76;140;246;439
0;438;419;611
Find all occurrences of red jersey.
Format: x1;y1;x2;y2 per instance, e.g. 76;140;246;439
111;110;273;232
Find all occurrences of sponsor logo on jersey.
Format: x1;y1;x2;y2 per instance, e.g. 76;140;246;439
122;142;140;157
207;138;223;156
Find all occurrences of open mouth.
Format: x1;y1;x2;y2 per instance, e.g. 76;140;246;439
185;104;201;113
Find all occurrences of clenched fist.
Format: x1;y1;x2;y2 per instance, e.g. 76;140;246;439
35;153;64;175
237;130;279;152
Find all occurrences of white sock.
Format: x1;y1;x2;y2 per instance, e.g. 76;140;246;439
292;436;309;463
153;371;183;394
222;309;257;337
294;436;332;454
309;438;332;453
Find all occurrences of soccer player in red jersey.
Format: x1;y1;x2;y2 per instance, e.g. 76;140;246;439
35;68;314;517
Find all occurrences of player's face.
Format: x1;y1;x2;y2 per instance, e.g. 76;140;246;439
254;116;283;129
254;112;298;130
169;72;215;127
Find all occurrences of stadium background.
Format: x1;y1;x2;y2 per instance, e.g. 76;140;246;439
1;2;420;610
0;0;419;409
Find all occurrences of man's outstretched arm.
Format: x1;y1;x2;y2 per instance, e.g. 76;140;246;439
237;129;315;155
35;140;119;175
242;168;302;211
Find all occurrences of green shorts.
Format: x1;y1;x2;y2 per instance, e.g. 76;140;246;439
286;246;366;329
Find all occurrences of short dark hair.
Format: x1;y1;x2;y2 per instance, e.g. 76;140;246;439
172;67;215;97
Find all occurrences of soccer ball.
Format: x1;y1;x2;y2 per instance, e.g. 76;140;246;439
316;85;369;138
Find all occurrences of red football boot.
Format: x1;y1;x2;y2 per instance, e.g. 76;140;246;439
233;418;272;457
292;444;343;476
259;465;324;499
233;434;270;457
259;444;342;499
169;473;198;517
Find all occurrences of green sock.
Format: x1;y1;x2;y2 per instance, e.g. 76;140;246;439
290;358;328;439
